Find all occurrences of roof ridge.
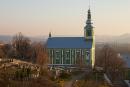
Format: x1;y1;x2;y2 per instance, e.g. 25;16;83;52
50;37;84;38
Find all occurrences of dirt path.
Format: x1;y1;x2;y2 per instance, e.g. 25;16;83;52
64;71;87;87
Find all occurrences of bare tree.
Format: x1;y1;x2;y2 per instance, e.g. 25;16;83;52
76;55;86;68
1;44;12;57
31;42;49;77
96;45;126;80
32;42;48;68
0;49;5;58
12;32;31;59
0;44;11;58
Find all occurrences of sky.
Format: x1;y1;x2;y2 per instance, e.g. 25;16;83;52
0;0;130;37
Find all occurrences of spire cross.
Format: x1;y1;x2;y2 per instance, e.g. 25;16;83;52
89;0;91;9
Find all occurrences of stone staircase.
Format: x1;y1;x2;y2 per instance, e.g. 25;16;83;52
112;80;128;87
104;73;128;87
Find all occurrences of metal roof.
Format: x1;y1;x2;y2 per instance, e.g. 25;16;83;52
47;37;92;49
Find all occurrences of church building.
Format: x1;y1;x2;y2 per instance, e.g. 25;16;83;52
47;9;95;68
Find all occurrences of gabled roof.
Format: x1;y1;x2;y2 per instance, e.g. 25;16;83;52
47;37;92;49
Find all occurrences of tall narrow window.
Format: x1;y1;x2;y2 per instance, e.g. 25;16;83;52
66;51;70;64
86;51;90;61
55;51;60;64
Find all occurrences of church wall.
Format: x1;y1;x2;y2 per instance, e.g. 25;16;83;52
48;48;91;66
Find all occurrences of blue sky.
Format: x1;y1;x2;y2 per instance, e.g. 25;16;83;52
0;0;130;36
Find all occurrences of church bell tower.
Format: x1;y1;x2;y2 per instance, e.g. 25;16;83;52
84;9;95;68
84;9;94;40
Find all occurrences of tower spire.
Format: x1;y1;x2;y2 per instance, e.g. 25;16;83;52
89;0;91;9
85;9;92;28
84;8;93;40
87;9;91;21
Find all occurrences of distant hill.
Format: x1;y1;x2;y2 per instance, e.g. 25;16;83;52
0;34;130;44
0;35;47;43
0;35;12;43
30;36;47;43
96;34;130;44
